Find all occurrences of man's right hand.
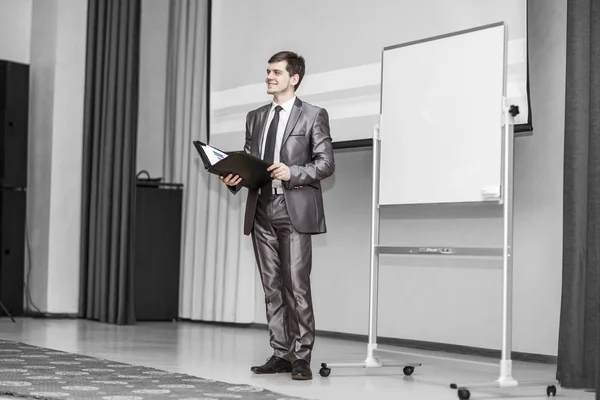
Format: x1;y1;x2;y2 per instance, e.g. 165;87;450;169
219;173;242;187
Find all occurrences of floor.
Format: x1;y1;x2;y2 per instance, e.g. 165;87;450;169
0;318;594;400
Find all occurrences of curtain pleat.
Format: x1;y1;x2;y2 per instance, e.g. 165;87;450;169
557;0;600;391
79;0;141;325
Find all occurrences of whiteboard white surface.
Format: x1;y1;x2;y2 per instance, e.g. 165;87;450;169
378;24;506;205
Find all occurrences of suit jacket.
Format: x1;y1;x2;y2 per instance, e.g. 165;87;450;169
229;97;335;236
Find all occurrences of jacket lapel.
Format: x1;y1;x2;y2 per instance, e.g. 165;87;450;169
251;105;270;157
281;97;303;148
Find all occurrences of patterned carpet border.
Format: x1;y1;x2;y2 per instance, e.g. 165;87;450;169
0;340;310;400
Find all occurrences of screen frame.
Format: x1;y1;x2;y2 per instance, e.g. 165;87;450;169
206;0;532;150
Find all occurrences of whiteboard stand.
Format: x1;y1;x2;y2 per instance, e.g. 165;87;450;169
319;23;559;400
448;100;559;400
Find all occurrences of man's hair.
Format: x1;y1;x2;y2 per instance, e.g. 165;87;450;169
268;51;306;91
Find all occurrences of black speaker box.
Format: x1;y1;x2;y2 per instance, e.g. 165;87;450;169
0;60;28;318
0;189;26;316
134;182;183;321
0;60;29;188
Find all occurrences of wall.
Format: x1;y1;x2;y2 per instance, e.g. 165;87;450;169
9;0;566;349
254;0;567;356
0;0;32;63
27;0;57;313
136;0;170;179
46;0;87;312
27;0;87;313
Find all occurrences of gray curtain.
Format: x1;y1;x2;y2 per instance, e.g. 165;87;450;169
163;0;256;322
79;0;141;325
557;0;600;392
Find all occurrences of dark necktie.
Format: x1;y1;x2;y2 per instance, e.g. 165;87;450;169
261;105;283;201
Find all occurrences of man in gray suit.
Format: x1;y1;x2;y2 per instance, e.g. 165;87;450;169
220;51;334;380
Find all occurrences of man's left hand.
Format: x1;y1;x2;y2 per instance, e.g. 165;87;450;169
267;163;291;181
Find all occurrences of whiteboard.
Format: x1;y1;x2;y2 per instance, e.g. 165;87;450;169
378;23;506;205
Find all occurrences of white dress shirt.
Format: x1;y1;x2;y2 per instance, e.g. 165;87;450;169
260;96;296;189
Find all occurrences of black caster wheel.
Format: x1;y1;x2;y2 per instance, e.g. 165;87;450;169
457;388;471;400
403;366;414;376
546;385;557;397
319;362;331;377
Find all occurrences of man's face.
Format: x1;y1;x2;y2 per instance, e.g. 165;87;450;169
265;60;298;95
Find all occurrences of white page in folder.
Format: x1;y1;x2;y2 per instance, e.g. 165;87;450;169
201;144;228;166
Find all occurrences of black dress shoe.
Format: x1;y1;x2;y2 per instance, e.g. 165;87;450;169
250;356;292;374
291;359;312;380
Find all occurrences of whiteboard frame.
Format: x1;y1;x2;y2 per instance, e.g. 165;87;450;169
378;22;507;206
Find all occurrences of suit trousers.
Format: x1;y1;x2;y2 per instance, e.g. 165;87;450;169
251;193;314;362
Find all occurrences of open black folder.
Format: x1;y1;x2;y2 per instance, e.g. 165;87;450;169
193;140;272;190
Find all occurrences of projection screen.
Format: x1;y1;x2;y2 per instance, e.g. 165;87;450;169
208;0;530;151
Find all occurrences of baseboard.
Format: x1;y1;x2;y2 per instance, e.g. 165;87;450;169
23;311;80;319
177;318;254;329
245;322;556;364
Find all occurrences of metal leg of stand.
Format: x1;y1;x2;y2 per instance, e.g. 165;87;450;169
0;301;16;323
366;124;383;368
449;106;558;399
319;125;422;378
